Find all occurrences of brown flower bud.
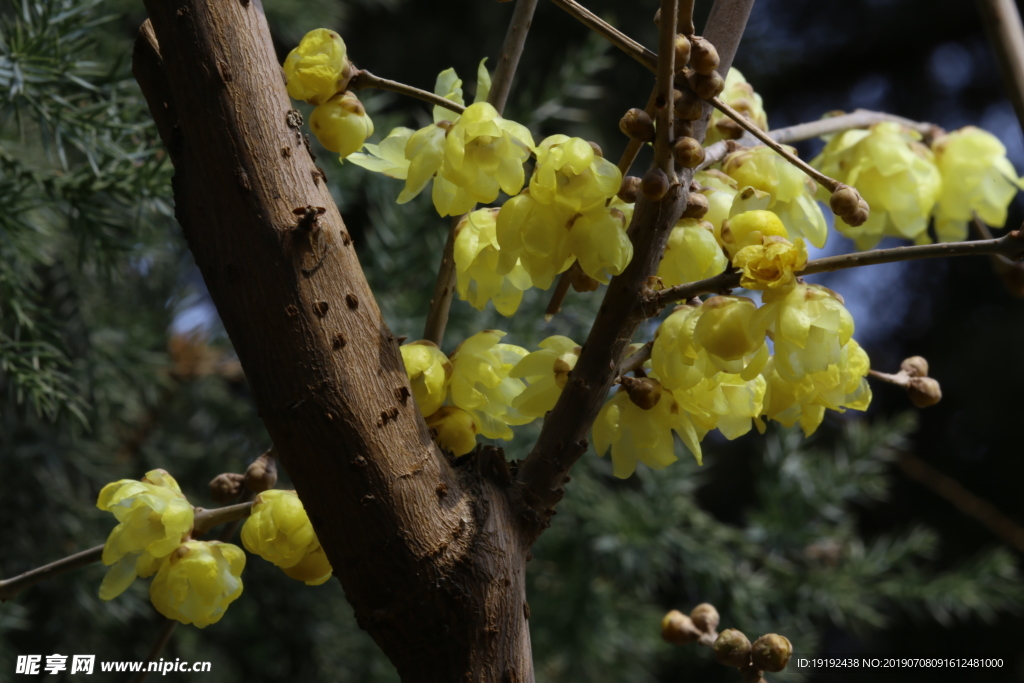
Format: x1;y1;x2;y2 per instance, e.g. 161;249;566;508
900;356;929;377
673;117;694;140
588;140;604;158
618;175;641;204
209;472;244;504
245;450;279;493
621;376;663;410
653;7;661;26
751;634;793;673
674;87;704;121
661;610;702;645
690;603;720;633
907;376;942;408
571;266;600;292
689;36;720;75
642;168;671;202
619;108;656;143
688;69;725;100
674;34;692;71
682;191;709;219
711;118;745;141
673;137;705;169
830;184;870;227
714;629;752;668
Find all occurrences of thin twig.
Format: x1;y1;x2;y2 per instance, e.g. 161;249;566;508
0;502;254;602
488;0;541;113
654;230;1024;307
678;0;696;35
348;70;466;115
548;0;657;70
618;341;652;376
972;215;1024;296
422;0;541;346
978;0;1024;141
899;451;1024;554
655;0;679;175
708;96;843;192
545;264;577;319
126;619;178;683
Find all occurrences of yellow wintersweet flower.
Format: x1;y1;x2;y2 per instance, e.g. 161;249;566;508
651;304;719;392
400;341;451;417
149;541;245;628
657;219;729;287
399;123;447;204
347;127;413;178
449;330;531;439
932;126;1024;242
96;469;194;601
671;372;766;441
509;336;581;418
733;235;808;290
530;135;622;213
692;296;769;378
811;121;941;249
309;92;374;159
435;102;535;216
594;379;706;476
722;146;828;247
568;206;634;284
752;283;855;382
495;192;576;289
453;208;532;316
706;68;768;145
425;406;478;456
283;29;350;105
241;489;332;586
757;340;872;436
718;209;789;259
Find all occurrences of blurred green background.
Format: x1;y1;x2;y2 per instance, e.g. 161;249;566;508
2;0;1024;681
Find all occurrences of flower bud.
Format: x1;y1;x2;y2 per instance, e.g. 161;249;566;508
674;87;704;121
689;36;720;75
244;451;278;493
690;603;720;633
907;376;942;408
310;91;374;157
673;117;694;139
688;69;725;100
661;610;701;644
751;634;793;673
571;266;601;292
619;108;656;143
682;191;709;219
901;356;929;377
714;629;752;668
829;184;870;227
588;140;604;158
621;376;663;410
642;168;671;201
673;137;705;169
674;35;692;71
209;472;244;504
618;176;641;204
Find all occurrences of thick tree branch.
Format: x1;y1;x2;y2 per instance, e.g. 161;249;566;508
516;0;757;536
654;230;1024;307
133;3;531;680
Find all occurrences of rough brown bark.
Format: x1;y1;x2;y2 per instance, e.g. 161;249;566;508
132;1;532;680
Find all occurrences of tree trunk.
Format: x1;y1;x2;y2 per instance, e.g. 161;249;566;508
132;0;532;679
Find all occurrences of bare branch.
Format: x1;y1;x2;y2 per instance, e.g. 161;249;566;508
654;230;1024;307
654;0;679;175
548;0;657;69
0;545;103;602
978;0;1024;140
349;70;466;115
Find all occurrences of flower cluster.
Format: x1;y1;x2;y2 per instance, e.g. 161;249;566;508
400;332;580;455
811;122;1022;247
283;29;373;160
96;470;246;628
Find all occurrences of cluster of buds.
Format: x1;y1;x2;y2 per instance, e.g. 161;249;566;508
714;628;793;675
661;603;720;645
208;449;279;503
871;356;943;408
829;183;871;228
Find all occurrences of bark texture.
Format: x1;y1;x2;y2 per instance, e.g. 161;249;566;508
132;1;532;680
